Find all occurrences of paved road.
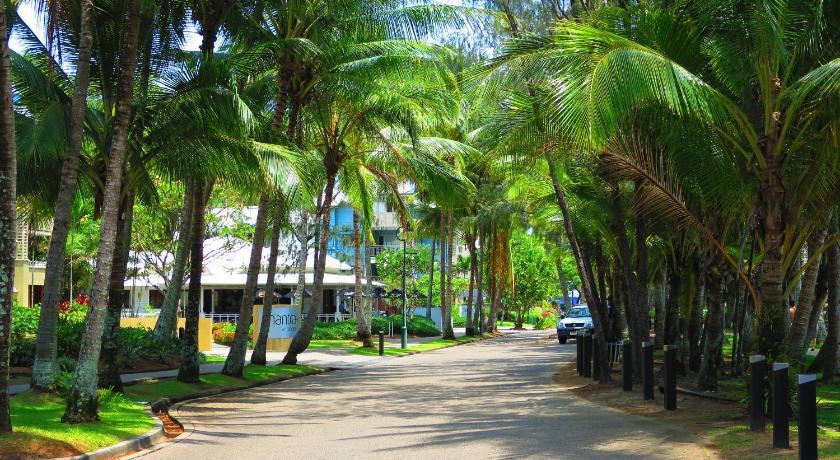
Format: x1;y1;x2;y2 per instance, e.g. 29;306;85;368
131;332;717;459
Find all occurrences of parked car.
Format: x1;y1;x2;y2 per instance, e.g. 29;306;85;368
556;306;593;344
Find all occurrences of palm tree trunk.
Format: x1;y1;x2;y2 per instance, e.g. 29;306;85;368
822;242;839;381
252;197;283;365
439;215;449;335
442;212;456;339
756;153;787;361
664;260;682;347
788;228;827;362
427;238;435;319
294;211;309;311
698;266;724;390
63;0;141;423
177;182;211;383
0;0;16;432
365;237;374;318
223;194;270;376
100;192;135;391
283;171;337;364
547;160;610;381
653;269;666;349
465;230;477;335
688;266;706;372
475;229;485;333
31;0;95;392
152;188;193;341
352;210;372;346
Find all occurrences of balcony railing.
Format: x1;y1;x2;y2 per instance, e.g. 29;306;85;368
368;243;401;258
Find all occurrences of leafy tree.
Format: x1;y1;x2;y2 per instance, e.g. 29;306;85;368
507;232;558;328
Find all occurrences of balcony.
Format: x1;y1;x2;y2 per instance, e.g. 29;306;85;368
373;211;400;230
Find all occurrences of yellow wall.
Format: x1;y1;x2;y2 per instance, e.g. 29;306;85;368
12;260;45;306
120;316;212;352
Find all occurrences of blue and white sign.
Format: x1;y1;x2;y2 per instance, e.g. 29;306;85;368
259;306;300;339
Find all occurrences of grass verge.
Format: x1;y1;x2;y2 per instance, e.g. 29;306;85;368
308;339;362;349
1;390;157;459
124;364;322;402
348;334;489;356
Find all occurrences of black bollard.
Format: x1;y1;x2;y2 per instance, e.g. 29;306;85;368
663;345;677;410
643;341;654;400
622;341;633;392
798;374;818;460
592;336;601;381
378;331;385;356
772;362;789;448
178;327;185;340
749;354;767;432
582;333;592;378
576;334;583;376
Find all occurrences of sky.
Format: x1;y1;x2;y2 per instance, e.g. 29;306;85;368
10;3;205;54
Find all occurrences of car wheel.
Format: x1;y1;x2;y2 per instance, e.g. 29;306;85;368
558;336;567;344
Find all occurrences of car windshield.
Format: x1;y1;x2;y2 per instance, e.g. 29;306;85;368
567;307;590;318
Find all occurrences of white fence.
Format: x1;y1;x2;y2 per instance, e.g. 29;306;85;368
206;312;354;324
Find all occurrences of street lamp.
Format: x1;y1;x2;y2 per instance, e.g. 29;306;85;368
396;225;411;349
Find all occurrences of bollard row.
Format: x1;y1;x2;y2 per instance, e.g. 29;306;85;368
746;355;818;459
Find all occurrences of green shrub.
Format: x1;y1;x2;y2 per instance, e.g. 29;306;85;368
313;320;358;340
11;300;39;339
371;315;440;337
453;315;467;327
10;337;35;367
534;315;556;330
10;301;180;368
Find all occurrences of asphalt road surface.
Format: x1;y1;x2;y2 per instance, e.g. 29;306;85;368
131;331;717;459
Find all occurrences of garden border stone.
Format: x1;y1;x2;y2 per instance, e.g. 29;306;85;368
57;408;165;460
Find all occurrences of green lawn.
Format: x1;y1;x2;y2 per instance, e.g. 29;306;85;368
2;391;157;458
125;364;322;402
497;321;534;328
348;335;487;357
202;354;226;363
307;339;362;349
710;424;840;459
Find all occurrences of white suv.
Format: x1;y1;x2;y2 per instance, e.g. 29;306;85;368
556;306;593;344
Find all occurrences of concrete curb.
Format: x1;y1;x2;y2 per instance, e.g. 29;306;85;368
57;409;165;460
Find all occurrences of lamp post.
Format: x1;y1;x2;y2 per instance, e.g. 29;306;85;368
397;226;411;349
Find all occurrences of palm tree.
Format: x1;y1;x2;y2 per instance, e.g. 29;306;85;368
0;0;17;434
252;195;289;365
222;193;269;376
31;0;95;392
63;0;142;423
479;1;840;362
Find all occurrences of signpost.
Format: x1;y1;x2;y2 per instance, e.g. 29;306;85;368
251;305;301;351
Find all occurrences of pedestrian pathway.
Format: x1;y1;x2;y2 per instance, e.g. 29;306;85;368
9;329;468;395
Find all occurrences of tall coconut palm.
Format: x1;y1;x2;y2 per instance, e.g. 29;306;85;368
0;0;17;434
31;0;96;392
63;0;142;423
478;1;840;362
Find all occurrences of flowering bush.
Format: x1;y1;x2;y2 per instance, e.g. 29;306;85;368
212;322;252;347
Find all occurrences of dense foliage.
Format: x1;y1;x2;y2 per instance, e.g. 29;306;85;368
12;300;180;370
312;316;441;340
